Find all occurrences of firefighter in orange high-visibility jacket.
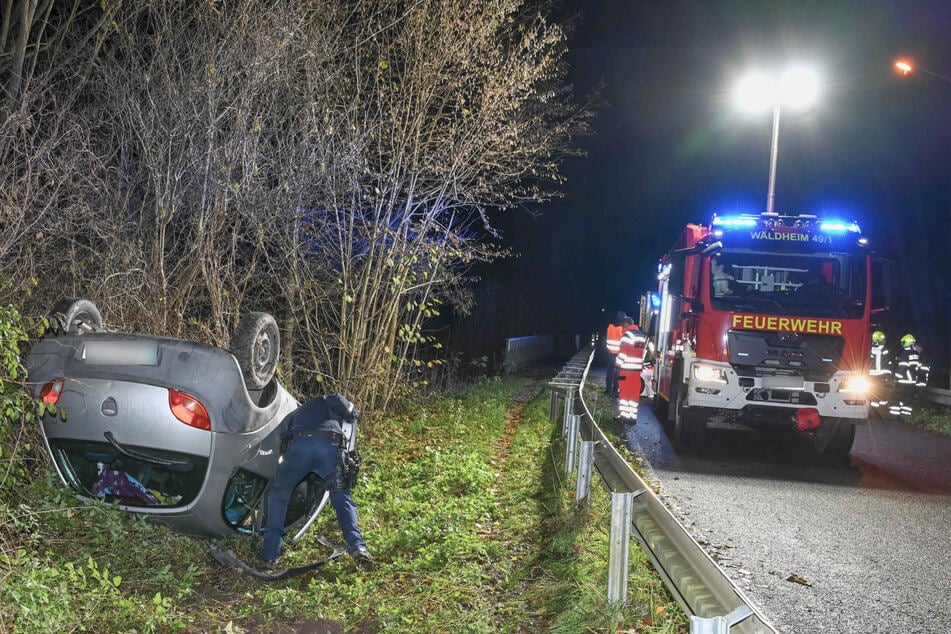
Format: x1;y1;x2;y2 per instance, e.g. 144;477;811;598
604;311;627;397
615;318;648;423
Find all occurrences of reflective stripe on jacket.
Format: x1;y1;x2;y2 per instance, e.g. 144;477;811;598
606;323;624;354
616;327;647;371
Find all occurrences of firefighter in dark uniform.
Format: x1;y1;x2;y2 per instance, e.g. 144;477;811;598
260;393;371;569
890;334;930;419
869;330;893;411
896;334;929;387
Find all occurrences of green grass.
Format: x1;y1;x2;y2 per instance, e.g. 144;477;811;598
1;374;688;633
907;403;951;436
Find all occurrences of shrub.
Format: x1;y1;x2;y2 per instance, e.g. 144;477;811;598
0;304;49;502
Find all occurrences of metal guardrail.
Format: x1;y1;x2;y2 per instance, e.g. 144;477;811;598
548;345;777;634
923;386;951;406
504;334;586;372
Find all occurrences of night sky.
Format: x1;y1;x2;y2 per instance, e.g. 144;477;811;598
491;0;951;381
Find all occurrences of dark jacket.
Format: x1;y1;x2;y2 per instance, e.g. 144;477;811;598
281;393;359;441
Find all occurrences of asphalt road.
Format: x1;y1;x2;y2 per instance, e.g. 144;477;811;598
614;394;951;633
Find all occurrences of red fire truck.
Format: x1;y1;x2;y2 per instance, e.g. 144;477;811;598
649;212;888;458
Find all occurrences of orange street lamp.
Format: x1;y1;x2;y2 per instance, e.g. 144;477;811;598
893;57;951;83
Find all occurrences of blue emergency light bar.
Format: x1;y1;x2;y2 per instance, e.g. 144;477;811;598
817;220;861;234
711;213;862;235
711;215;758;228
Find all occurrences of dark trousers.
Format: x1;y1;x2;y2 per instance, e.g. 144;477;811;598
261;435;366;562
605;354;619;394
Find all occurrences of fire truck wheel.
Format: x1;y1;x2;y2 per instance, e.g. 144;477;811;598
677;407;708;447
653;393;669;424
821;421;855;462
670;387;685;434
671;386;706;447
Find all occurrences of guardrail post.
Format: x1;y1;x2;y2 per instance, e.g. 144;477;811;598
607;491;633;605
546;345;776;633
564;414;579;474
576;440;595;507
690;605;754;634
561;387;575;434
549;389;561;421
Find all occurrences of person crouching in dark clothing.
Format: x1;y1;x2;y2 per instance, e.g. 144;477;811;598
260;393;372;569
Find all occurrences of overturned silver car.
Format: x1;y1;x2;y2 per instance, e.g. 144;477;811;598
27;299;341;540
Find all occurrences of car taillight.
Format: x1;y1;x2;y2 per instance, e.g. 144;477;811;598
40;379;65;405
168;390;211;431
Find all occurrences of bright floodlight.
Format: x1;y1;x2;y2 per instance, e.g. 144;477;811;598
779;67;819;109
735;73;776;112
734;65;821;215
895;60;913;75
735;67;820;111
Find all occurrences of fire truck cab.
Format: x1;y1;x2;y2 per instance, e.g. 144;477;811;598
650;212;888;458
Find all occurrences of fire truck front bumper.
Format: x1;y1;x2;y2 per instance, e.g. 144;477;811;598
685;364;870;429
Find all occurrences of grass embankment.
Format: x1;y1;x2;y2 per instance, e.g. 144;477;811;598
1;374;687;633
905;404;951;436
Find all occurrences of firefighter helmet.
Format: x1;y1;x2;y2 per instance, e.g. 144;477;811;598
872;331;885;345
900;333;916;348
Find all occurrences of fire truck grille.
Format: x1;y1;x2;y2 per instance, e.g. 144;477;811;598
728;330;844;382
744;389;818;405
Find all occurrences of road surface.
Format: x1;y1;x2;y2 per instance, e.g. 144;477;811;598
614;393;950;633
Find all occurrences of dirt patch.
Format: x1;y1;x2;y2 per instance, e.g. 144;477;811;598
489;377;545;493
235;616;377;633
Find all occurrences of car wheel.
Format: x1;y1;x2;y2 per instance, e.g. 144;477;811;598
232;312;280;390
285;474;330;536
51;298;103;334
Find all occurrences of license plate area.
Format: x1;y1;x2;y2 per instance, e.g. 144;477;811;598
82;341;159;366
760;375;804;390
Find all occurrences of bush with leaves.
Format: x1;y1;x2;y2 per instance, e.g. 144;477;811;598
0;305;46;502
0;305;55;629
13;0;592;419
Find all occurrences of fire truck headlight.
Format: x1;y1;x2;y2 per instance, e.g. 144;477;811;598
839;375;871;395
693;363;727;384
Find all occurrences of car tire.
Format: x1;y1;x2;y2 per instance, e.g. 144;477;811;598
232;312;280;390
285;474;329;536
51;298;103;334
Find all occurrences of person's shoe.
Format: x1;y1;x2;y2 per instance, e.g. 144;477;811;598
259;558;278;571
350;547;374;568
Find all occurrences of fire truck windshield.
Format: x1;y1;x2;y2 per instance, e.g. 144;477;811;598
709;252;866;319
